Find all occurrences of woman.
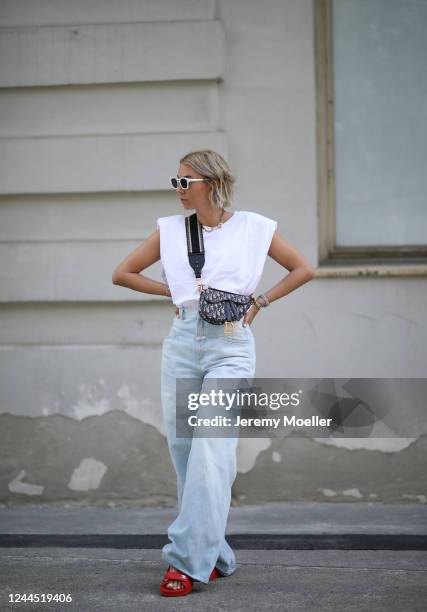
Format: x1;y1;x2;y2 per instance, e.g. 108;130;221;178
112;149;315;597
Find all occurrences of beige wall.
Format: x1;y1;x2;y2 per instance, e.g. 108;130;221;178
0;0;425;505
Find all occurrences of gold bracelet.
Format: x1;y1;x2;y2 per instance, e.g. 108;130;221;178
255;293;270;308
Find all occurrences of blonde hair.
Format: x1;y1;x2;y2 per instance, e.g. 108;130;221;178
179;149;235;209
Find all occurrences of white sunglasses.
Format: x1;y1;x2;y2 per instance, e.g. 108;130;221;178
170;176;209;190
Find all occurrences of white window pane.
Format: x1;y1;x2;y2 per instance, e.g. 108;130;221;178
333;0;427;246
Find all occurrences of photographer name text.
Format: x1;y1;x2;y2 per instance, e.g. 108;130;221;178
188;415;333;428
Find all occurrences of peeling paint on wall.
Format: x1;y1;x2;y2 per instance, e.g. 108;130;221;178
71;381;111;419
313;437;418;452
236;435;419;481
233;434;427;504
402;494;426;503
236;438;271;473
67;381;166;438
116;384;164;434
8;469;44;496
319;488;368;499
341;487;363;499
68;458;107;491
1;411;426;505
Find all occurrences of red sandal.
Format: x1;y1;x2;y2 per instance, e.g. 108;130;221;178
160;566;193;597
160;565;223;596
209;567;222;581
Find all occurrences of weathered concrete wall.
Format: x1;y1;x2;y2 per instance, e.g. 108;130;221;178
0;0;426;506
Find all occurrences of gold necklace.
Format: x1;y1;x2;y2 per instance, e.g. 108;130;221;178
201;208;226;232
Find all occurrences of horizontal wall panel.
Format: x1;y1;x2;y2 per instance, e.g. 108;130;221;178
0;193;178;241
0;240;171;302
0;131;226;194
0;82;219;137
0;20;224;87
0;0;215;27
0;302;174;345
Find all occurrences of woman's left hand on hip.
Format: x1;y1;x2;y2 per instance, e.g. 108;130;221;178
242;304;260;327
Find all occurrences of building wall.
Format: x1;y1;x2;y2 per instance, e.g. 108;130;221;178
0;0;426;505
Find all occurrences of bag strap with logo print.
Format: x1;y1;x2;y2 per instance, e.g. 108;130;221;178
185;213;206;294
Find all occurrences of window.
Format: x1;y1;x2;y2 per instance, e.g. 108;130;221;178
315;0;427;267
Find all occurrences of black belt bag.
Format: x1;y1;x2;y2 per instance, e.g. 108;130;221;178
185;213;254;332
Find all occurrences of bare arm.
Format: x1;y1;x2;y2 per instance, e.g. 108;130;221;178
243;231;315;326
264;231;315;303
111;229;170;297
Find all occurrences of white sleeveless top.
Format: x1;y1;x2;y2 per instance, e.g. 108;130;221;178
156;210;277;307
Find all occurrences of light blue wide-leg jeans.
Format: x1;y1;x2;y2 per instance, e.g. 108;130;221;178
160;304;256;584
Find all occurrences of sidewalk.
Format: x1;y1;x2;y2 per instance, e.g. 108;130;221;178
1;502;426;611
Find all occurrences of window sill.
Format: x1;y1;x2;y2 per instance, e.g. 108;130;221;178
315;264;427;278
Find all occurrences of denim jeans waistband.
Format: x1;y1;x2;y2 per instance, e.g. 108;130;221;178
173;306;251;339
176;305;199;320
